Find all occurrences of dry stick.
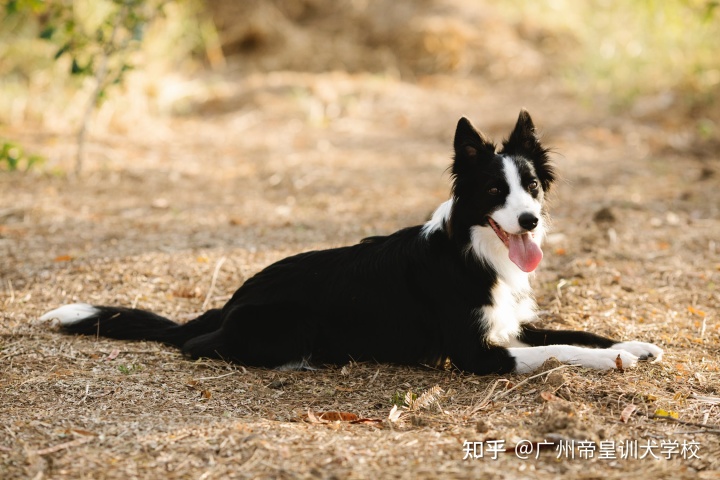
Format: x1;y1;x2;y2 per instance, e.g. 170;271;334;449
470;378;509;414
30;436;94;456
75;3;128;176
6;279;14;304
202;256;227;311
642;412;720;435
193;371;238;382
493;364;574;401
78;382;90;404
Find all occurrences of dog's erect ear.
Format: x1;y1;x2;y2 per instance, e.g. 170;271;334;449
453;117;495;163
501;109;555;191
502;109;538;156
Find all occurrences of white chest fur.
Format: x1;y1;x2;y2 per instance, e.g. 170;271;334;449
469;224;539;346
479;279;537;346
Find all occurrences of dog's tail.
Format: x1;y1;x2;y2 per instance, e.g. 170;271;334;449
39;303;223;349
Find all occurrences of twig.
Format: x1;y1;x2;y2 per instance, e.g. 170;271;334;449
643;412;720;434
5;279;14;304
469;378;509;414
368;368;380;385
78;382;90;404
202;256;227;311
691;393;720;405
493;364;573;401
29;436;94;456
193;370;238;382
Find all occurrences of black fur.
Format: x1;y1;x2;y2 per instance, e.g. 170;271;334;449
53;111;620;375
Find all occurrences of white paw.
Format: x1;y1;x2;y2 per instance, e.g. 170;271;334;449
611;341;663;363
574;348;638;370
38;303;98;326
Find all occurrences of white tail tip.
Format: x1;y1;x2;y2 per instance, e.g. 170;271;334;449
39;303;99;326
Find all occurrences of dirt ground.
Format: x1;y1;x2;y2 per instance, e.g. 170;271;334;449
2;3;720;479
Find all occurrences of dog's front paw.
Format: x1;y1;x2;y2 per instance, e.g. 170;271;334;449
579;348;639;370
611;341;663;363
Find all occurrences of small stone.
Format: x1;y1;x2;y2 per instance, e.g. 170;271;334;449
593;207;616;224
476;419;490;433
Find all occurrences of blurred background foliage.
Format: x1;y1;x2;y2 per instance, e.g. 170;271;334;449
500;0;720;111
0;0;718;171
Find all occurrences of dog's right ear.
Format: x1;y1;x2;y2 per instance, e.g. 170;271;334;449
453;117;495;164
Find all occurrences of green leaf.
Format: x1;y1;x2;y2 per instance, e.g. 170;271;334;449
5;0;19;15
39;25;55;39
54;43;70;59
70;58;93;76
70;58;83;75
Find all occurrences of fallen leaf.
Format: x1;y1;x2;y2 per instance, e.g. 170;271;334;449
306;410;325;424
615;354;624;371
350;418;383;425
540;390;561;402
318;411;359;422
105;349;120;361
620;404;637;423
688;306;707;317
200;389;211;399
657;241;670;250
653;408;679;419
54;255;73;262
306;410;363;423
388;405;403;423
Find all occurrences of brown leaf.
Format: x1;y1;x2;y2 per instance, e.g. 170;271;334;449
200;389;211;399
540;390;561;402
349;418;383;425
318;411;359;422
620;404;637;423
306;410;360;423
615;354;624;371
54;255;73;262
306;410;325;424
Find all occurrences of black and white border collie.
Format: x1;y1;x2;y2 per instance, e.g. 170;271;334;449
41;111;663;375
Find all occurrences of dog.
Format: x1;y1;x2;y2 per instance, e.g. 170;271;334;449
40;111;663;374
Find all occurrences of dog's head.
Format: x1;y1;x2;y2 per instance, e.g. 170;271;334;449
450;110;555;273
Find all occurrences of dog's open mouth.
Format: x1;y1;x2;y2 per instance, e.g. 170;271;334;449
487;217;543;273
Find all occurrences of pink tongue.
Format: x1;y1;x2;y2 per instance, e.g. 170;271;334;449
508;233;543;272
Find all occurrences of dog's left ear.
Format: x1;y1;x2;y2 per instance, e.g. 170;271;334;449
501;109;555;191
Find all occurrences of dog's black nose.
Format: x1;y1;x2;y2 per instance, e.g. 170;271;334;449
518;213;539;231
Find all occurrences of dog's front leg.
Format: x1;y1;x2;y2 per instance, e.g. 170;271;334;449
517;324;663;362
508;344;643;373
508;325;663;373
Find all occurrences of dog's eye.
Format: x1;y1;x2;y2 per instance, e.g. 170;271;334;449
488;187;500;195
528;181;539;191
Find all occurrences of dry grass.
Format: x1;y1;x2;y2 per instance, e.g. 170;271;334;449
2;2;720;479
1;69;719;478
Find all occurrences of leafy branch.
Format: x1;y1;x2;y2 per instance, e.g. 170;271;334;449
5;0;168;175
